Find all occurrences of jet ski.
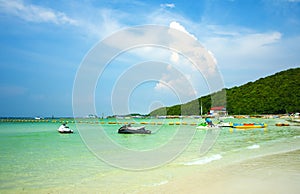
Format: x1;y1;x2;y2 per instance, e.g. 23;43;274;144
118;124;151;134
57;124;73;133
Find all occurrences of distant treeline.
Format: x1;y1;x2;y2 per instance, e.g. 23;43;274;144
150;68;300;116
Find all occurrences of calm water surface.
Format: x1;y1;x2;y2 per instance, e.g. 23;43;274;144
0;118;299;192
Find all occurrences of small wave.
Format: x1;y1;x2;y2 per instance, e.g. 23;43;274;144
184;154;222;165
146;180;168;187
247;144;260;149
294;135;300;139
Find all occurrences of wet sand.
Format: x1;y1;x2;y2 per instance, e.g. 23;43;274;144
144;150;300;194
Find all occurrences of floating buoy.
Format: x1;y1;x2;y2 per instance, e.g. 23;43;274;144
275;123;289;126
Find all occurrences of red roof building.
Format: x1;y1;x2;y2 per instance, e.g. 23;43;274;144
210;106;226;111
210;106;227;116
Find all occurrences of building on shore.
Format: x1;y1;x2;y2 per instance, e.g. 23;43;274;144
209;106;228;117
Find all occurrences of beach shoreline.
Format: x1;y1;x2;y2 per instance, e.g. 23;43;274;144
4;149;298;194
142;149;300;194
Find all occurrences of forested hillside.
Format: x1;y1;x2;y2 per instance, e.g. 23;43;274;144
150;68;300;115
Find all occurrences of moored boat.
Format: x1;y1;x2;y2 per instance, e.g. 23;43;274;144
217;122;232;127
118;124;151;134
286;113;300;123
57;124;73;133
196;125;220;130
196;122;210;129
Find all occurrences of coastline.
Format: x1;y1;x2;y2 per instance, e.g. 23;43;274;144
5;149;298;194
1;119;299;194
143;149;300;194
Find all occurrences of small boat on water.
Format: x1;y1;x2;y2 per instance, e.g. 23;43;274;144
196;122;220;130
57;124;73;133
286;113;300;123
232;123;267;129
196;122;209;129
118;124;151;134
197;120;231;129
196;125;220;130
217;122;232;127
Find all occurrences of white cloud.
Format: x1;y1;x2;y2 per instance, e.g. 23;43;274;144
168;21;222;86
169;21;197;40
67;2;297;95
197;24;298;87
70;5;300;114
207;50;218;64
201;26;293;86
102;20;218;101
170;52;179;63
88;19;215;101
0;0;78;25
204;30;282;66
160;3;175;9
80;8;124;39
154;71;198;100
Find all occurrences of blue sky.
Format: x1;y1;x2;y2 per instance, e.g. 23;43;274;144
0;0;300;117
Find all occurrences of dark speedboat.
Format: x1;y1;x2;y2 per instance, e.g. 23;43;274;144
118;124;151;134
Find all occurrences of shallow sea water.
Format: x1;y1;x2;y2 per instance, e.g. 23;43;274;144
0;118;299;193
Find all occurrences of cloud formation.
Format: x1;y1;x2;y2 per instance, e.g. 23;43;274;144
151;21;223;101
169;21;197;40
0;0;77;25
160;3;175;9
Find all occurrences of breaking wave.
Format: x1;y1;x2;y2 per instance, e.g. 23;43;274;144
247;144;260;149
184;154;222;165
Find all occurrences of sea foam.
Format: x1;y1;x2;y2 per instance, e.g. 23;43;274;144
247;144;260;149
184;154;222;165
145;180;169;187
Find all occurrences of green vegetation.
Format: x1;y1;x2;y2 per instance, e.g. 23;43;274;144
150;68;300;115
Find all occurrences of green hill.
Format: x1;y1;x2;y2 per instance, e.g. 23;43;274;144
150;68;300;116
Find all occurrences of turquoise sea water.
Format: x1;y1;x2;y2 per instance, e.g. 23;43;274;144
0;118;300;193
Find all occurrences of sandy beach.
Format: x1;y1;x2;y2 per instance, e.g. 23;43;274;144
143;149;300;194
38;149;299;194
